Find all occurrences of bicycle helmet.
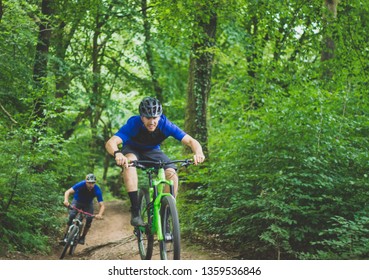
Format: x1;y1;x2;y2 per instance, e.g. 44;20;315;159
139;97;163;118
86;173;96;182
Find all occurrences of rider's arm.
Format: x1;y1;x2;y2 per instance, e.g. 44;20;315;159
105;135;129;168
95;202;105;219
181;134;205;165
64;188;75;207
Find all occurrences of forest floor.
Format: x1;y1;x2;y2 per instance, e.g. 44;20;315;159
2;200;234;260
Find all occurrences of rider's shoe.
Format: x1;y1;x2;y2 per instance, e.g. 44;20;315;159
78;236;85;245
130;214;145;226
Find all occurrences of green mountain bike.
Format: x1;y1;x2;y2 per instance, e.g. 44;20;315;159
130;159;192;260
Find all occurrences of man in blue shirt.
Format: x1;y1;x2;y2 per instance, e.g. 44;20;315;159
105;97;205;226
61;174;105;245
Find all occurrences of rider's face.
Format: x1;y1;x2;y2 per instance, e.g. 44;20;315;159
86;181;95;191
141;116;160;132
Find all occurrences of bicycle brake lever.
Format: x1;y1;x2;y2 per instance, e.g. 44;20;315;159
181;159;193;167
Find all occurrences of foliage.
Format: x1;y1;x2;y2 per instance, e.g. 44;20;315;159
181;83;369;259
180;0;369;259
1;0;369;260
300;215;369;260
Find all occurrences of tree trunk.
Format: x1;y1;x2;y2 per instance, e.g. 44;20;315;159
88;9;104;171
32;0;53;143
321;0;339;79
185;12;217;157
141;0;163;102
33;0;52;86
0;0;3;22
53;20;75;100
33;0;52;112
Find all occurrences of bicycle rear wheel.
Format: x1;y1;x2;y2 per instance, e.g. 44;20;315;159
136;188;154;260
60;226;78;259
159;195;180;260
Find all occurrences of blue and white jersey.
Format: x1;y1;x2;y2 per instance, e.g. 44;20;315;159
114;115;186;150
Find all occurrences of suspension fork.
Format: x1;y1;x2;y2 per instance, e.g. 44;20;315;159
152;168;174;241
153;192;173;241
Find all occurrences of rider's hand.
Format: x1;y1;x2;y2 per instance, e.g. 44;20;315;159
63;201;70;207
95;214;103;220
193;154;205;165
115;153;129;169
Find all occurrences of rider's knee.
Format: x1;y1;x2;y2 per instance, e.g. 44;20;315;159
165;168;177;179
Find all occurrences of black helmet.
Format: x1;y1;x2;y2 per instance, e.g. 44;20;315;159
139;97;163;118
86;173;96;182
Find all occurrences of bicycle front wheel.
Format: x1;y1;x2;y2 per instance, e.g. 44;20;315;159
69;229;80;256
159;195;180;260
60;226;78;259
136;188;154;260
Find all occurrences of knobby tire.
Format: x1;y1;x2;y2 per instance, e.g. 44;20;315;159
60;226;78;259
69;229;80;255
136;188;154;260
159;195;180;260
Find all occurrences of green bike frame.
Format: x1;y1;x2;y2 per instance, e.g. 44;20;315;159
150;168;173;241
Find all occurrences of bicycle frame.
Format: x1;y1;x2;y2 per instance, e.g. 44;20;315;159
60;206;94;259
132;159;191;240
68;206;94;244
132;159;192;260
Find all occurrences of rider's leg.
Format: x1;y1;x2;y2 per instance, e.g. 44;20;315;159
165;168;178;196
122;153;144;226
79;203;94;244
123;152;138;192
60;204;77;244
82;226;90;237
79;222;91;244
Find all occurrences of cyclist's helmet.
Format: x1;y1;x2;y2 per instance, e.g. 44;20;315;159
86;173;96;183
139;97;163;118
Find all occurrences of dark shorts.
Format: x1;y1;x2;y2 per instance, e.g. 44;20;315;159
122;145;176;170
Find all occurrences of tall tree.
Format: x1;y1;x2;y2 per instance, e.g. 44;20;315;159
185;7;217;156
321;0;339;79
0;0;3;22
33;0;53;142
141;0;163;101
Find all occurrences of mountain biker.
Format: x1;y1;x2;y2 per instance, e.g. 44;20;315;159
105;96;205;227
60;173;105;245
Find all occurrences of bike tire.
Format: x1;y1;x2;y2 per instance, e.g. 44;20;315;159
59;226;78;259
159;195;180;260
69;230;80;255
136;188;154;260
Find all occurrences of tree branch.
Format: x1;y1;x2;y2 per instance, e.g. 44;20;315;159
0;102;18;124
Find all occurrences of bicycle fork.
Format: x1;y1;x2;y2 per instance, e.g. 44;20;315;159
68;220;82;245
153;193;173;241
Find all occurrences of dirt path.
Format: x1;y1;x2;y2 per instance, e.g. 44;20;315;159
54;200;230;260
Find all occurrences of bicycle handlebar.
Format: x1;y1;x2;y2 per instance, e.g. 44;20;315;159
68;205;95;217
128;159;193;169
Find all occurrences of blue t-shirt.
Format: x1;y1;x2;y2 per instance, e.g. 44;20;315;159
114;115;186;150
72;180;103;204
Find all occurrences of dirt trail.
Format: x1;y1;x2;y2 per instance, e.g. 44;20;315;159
53;200;230;260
